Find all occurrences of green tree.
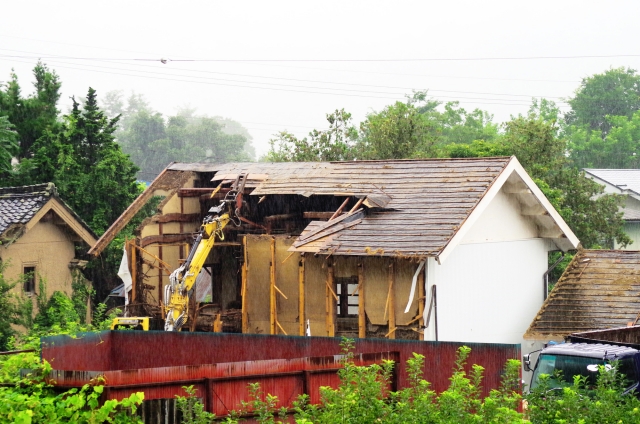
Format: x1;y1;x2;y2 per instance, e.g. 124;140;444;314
45;88;141;234
0;116;18;175
0;62;61;160
568;110;640;169
358;101;437;159
566;67;640;136
266;109;357;162
501;110;630;248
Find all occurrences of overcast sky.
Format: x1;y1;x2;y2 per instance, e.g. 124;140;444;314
1;1;639;157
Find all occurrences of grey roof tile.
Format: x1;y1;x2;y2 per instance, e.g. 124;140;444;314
0;184;54;236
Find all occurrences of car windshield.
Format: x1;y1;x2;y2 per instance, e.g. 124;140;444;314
531;354;637;390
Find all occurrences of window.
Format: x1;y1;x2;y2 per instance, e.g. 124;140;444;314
23;266;36;294
336;276;359;317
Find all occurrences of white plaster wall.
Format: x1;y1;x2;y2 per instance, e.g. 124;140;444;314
461;188;539;244
424;239;548;345
618;222;640;250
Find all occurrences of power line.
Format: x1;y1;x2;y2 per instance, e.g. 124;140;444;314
0;57;540;106
3;53;640;62
0;48;567;99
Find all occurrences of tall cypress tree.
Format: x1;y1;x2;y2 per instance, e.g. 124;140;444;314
51;88;141;234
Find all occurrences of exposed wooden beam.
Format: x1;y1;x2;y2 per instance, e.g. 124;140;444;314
140;234;192;248
270;237;277;335
418;266;425;332
303;212;335;220
388;261;396;339
299;254;306;336
326;258;335;337
330;197;351;221
152;213;201;223
358;262;366;339
241;236;248;333
178;187;228;197
265;213;297;222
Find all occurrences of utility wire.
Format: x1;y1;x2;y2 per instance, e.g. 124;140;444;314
0;57;539;106
3;53;640;62
0;48;567;99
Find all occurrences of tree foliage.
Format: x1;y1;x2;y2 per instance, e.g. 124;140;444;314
103;92;254;180
32;88;141;235
358;101;437;159
0;115;18;175
567;67;640;136
266;109;358;162
0;62;61;161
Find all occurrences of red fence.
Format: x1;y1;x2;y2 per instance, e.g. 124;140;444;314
42;331;519;417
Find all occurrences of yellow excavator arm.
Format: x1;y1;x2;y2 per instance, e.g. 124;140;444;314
112;174;246;332
163;212;230;331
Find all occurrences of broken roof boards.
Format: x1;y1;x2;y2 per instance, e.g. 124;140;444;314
92;156;579;261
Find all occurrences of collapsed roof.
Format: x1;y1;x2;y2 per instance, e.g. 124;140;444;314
90;157;580;261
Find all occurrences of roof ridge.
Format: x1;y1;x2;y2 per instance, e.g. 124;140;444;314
0;182;57;198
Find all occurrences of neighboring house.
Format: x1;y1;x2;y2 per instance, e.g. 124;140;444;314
524;249;640;343
90;157;579;351
0;183;97;303
583;169;640;249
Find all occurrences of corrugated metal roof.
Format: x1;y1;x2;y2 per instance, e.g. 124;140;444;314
524;250;640;340
584;169;640;197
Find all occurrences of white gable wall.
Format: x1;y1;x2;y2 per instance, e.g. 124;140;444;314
423;186;555;345
461;188;539;243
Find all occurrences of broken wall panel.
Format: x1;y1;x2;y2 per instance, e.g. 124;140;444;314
245;235;273;334
362;257;393;326
361;257;420;328
394;260;421;326
304;255;328;337
275;237;300;335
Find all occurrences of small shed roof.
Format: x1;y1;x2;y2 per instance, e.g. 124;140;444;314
524;249;640;340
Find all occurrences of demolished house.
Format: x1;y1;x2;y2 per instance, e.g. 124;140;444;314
524;249;640;343
90;156;579;345
0;183;97;303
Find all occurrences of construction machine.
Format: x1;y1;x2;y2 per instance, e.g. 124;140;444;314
111;175;246;332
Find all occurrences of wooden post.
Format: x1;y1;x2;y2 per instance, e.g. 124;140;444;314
358;262;366;338
299;254;305;336
130;240;137;305
241;236;248;333
270;237;277;335
388;261;396;339
418;264;425;332
326;258;335;337
213;314;222;332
